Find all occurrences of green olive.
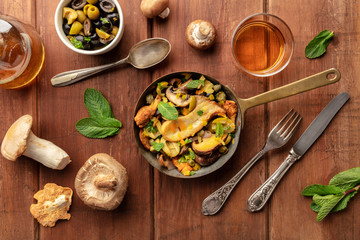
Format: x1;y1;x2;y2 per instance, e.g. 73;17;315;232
96;28;110;39
111;26;119;36
87;5;100;20
63;7;78;25
76;10;87;23
69;21;83;35
83;4;93;15
87;0;98;4
216;91;226;102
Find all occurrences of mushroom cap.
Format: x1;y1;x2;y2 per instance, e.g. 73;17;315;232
140;0;169;18
74;153;128;211
185;20;217;50
1;114;33;161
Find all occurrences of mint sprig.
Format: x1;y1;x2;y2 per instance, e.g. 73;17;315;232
302;167;360;221
76;88;122;138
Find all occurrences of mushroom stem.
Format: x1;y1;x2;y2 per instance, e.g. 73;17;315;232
158;7;170;19
23;131;71;170
194;22;211;40
94;175;117;190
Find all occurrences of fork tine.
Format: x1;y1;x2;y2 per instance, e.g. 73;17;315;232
270;109;294;133
283;115;302;140
277;111;297;134
279;112;300;137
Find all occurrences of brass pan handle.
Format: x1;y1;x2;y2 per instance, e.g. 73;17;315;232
237;68;341;124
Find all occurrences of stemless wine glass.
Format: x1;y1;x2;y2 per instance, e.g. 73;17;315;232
231;13;294;77
0;15;45;89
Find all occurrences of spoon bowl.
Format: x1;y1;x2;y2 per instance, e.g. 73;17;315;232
51;38;171;87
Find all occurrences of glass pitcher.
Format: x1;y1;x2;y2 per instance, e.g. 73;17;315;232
0;14;44;89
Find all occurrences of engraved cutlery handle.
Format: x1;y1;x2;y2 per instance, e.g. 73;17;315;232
247;150;301;212
202;149;266;215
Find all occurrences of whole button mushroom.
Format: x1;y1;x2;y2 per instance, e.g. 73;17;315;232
74;153;128;211
185;20;217;50
140;0;170;19
1;115;71;170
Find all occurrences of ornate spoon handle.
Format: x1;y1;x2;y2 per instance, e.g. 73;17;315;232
202;148;267;215
247;150;301;212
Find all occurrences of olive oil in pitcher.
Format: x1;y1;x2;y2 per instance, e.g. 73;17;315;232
0;15;44;89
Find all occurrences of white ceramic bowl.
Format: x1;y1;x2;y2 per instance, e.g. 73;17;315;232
55;0;124;55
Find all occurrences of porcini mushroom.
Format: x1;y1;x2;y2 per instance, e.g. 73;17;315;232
185;20;217;50
74;153;128;211
140;0;170;19
1;115;71;170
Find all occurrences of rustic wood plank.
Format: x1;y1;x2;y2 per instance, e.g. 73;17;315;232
267;0;360;239
0;1;39;240
152;1;269;239
35;0;153;239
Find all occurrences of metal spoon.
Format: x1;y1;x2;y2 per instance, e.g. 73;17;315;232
51;38;171;87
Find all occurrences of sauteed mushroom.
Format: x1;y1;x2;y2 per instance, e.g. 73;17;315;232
74;153;128;211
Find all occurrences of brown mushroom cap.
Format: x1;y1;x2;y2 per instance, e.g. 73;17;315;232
1;114;32;161
185;20;217;50
74;153;128;211
140;0;169;18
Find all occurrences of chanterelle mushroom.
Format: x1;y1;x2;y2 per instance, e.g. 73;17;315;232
186;20;217;50
74;153;128;211
140;0;170;19
1;115;71;170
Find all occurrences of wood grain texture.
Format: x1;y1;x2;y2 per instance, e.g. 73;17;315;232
267;0;360;239
0;1;39;240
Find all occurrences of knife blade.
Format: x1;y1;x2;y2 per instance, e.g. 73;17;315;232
247;92;350;212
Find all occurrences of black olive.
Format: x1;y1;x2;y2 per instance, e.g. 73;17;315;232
92;19;102;29
99;0;115;13
100;17;113;33
105;13;119;26
63;22;71;35
71;0;87;10
99;35;114;45
89;33;101;47
74;35;91;50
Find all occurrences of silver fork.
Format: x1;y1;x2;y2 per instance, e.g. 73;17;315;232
202;109;302;216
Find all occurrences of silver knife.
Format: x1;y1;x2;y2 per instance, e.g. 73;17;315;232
247;92;350;212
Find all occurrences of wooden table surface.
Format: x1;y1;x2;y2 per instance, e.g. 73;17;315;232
1;0;359;239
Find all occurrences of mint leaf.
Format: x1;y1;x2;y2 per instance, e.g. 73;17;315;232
216;122;223;137
305;30;334;59
71;37;84;49
186;80;204;90
76;118;120;138
310;202;322;212
151;142;164;152
329;167;360;191
188;149;195;160
317;195;343;222
332;191;357;212
158;101;178;120
145;120;158;133
184;138;192;144
84;88;113;119
197;110;203;116
302;184;343;196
